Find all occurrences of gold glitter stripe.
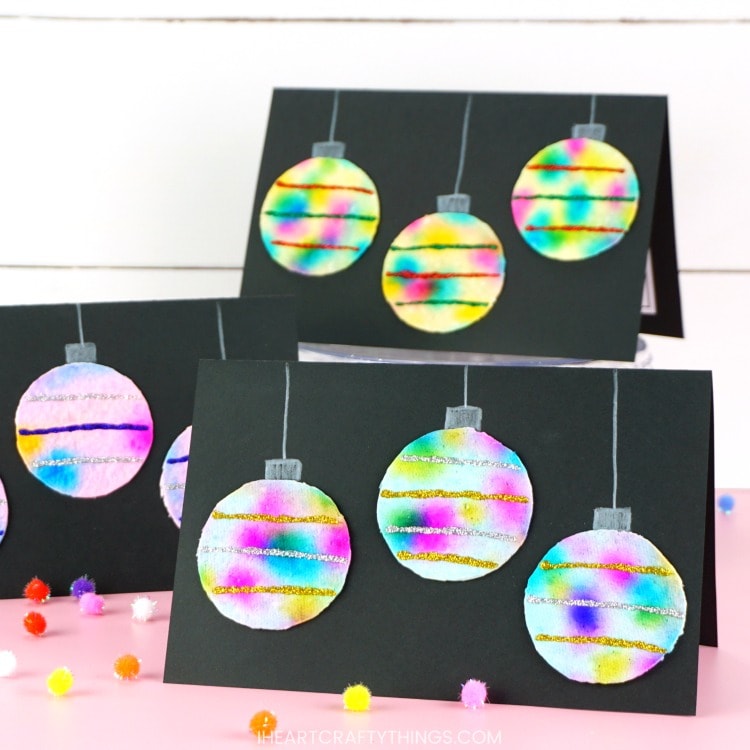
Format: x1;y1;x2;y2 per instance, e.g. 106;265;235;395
380;489;528;503
397;550;498;570
212;585;336;597
535;634;667;654
540;561;672;576
211;511;342;525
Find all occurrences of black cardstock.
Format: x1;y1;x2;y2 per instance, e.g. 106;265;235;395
241;89;683;361
0;298;297;598
166;362;714;716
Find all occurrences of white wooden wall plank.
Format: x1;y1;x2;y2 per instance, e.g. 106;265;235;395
0;18;748;271
0;267;240;303
3;1;750;22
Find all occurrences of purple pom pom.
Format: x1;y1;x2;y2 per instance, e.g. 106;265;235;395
79;592;105;616
70;575;96;599
461;679;488;709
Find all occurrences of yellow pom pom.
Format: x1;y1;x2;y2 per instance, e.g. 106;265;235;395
342;683;371;712
47;667;74;696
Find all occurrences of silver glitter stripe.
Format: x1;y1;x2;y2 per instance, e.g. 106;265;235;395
164;483;186;490
25;393;139;402
385;525;517;542
198;545;348;564
525;595;684;619
31;456;143;468
400;454;521;471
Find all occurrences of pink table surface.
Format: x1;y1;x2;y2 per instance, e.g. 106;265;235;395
1;492;747;749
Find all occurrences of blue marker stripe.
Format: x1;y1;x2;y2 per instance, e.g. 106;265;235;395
18;423;150;436
166;455;189;465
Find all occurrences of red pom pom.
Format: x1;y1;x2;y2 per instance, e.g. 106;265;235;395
24;577;51;603
24;611;47;636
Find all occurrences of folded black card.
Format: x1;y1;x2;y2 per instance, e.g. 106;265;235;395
166;361;713;715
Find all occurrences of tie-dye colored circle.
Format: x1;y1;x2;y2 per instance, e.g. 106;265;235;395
260;156;380;276
382;212;505;333
197;479;351;630
160;425;191;527
15;362;154;499
524;529;687;684
511;138;639;261
0;477;8;546
377;427;532;581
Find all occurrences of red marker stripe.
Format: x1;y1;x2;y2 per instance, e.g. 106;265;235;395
272;240;359;251
525;225;626;234
276;180;374;195
527;164;625;173
386;271;501;279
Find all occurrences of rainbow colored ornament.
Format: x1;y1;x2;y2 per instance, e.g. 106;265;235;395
260;146;379;276
511;111;639;262
160;425;191;527
382;195;505;333
524;370;687;685
198;475;351;630
15;331;153;498
378;396;532;581
197;364;351;630
0;477;8;546
524;528;686;684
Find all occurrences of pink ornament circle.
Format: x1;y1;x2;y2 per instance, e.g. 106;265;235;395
15;362;153;498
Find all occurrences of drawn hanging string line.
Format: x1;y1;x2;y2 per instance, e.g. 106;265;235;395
381;92;505;332
612;368;618;509
589;94;597;125
216;301;227;361
76;302;85;345
282;362;290;460
453;94;473;195
328;89;340;142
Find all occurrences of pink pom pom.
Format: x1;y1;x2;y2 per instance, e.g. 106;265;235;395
460;679;488;709
79;592;105;616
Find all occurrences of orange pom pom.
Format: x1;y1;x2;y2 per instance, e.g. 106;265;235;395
249;710;277;738
23;611;47;636
113;653;141;680
24;577;51;603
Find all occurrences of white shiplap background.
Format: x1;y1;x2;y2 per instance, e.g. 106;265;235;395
0;3;747;486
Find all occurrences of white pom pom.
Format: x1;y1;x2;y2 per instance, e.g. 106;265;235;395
0;650;18;678
131;595;158;622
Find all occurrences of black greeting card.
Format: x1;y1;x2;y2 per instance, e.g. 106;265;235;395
0;297;297;598
166;361;713;715
241;89;682;361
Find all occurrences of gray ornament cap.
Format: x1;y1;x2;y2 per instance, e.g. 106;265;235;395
445;406;482;431
593;507;632;531
572;123;607;141
265;458;303;481
437;193;471;213
65;343;97;364
312;141;346;158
